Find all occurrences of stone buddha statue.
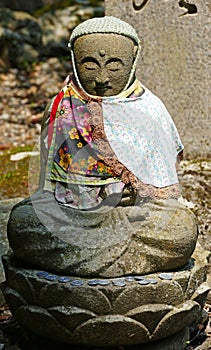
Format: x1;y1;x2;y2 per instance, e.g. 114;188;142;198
7;16;198;278
3;17;209;350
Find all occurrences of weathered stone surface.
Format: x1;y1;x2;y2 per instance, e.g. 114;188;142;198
105;0;211;158
0;198;23;304
7;193;198;277
186;243;211;301
37;6;85;57
0;0;102;15
10;326;191;350
142;327;189;350
0;0;49;14
0;4;103;68
1;244;209;346
0;9;42;67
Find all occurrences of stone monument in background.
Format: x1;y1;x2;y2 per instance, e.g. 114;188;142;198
105;0;210;159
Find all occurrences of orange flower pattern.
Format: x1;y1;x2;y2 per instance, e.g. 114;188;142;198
58;153;72;171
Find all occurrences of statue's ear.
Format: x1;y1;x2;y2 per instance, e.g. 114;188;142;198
133;45;138;59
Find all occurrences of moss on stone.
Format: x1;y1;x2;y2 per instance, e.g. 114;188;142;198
0;146;34;199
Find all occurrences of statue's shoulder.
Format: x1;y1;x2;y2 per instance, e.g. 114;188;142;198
140;84;170;113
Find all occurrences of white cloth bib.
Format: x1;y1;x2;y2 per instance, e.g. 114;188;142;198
102;87;183;188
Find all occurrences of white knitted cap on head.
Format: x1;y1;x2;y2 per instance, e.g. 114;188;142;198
68;16;141;95
68;16;140;48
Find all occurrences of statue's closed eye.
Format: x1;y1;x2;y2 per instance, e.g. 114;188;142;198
83;62;98;70
81;57;99;70
106;59;124;71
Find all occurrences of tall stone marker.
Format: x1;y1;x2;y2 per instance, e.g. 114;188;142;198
105;0;210;158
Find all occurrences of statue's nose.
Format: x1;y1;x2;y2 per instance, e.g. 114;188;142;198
95;71;109;85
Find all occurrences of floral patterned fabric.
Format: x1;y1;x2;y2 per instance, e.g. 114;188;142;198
47;85;119;184
45;81;126;209
44;79;183;208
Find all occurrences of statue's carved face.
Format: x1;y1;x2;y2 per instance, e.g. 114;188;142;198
73;33;137;96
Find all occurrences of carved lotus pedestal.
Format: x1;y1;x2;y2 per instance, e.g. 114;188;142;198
1;243;210;350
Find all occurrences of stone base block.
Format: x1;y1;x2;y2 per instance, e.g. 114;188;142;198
1;244;210;347
20;327;190;350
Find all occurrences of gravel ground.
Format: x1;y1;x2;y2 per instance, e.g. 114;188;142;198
0;63;210;349
0;59;71;149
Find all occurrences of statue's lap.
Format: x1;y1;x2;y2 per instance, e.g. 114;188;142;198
7;190;198;277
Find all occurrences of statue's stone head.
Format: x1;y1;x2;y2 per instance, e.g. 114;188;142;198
68;16;141;96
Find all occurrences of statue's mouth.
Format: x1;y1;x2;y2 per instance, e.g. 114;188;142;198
94;84;112;96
